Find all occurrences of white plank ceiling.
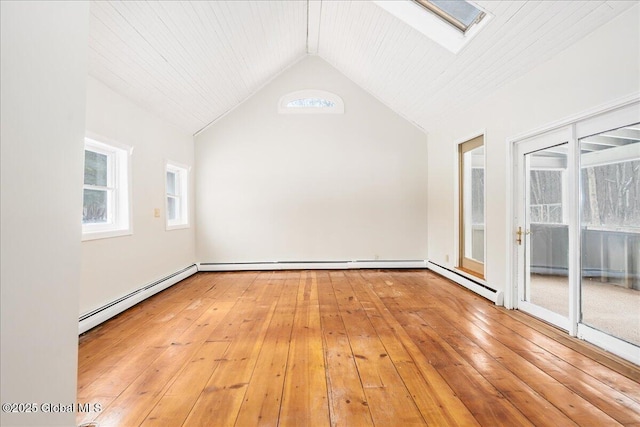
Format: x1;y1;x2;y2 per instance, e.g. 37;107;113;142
88;1;637;134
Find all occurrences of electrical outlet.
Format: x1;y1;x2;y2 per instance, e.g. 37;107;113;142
154;208;161;218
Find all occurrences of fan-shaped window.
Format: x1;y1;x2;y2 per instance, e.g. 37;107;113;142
279;90;344;114
287;98;336;108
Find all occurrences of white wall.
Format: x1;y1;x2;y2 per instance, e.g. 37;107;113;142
427;5;640;295
196;56;428;263
0;2;89;426
80;77;195;315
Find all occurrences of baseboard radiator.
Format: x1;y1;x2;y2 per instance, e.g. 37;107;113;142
78;260;500;334
78;264;198;334
198;260;427;271
427;261;503;305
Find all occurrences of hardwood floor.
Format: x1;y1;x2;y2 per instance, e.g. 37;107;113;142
77;270;640;426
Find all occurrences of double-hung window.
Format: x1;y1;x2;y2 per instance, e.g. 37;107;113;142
166;162;189;230
82;137;131;240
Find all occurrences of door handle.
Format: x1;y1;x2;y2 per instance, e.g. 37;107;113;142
516;226;531;245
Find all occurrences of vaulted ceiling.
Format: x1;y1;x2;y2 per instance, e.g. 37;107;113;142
88;1;635;134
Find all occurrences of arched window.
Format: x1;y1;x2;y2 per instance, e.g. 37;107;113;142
278;90;344;114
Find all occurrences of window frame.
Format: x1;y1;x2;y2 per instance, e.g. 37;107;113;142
82;136;132;241
458;134;485;279
373;0;492;54
413;0;486;34
165;161;189;230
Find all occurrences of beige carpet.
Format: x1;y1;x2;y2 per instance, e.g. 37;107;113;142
529;274;640;346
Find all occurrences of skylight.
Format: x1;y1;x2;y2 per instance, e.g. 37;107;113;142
374;0;492;54
413;0;485;33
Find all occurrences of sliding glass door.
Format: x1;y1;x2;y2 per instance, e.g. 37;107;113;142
514;102;640;362
579;123;640;348
515;129;573;331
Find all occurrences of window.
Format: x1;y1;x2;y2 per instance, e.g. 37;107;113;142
413;0;485;33
166;162;189;230
82;137;131;240
373;0;491;53
458;134;484;278
286;98;336;108
279;90;344;114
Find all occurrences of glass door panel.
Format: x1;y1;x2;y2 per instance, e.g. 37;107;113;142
522;143;570;325
459;136;485;278
580;123;640;346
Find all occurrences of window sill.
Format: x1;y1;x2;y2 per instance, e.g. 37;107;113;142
166;223;189;231
82;228;132;242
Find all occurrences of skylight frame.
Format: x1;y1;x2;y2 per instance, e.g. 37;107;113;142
413;0;486;34
374;0;492;54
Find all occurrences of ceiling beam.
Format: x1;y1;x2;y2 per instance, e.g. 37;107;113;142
307;0;322;54
599;128;640;141
581;135;635;147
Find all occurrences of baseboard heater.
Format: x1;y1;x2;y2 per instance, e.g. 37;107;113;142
427;261;503;305
78;264;198;334
198;260;427;271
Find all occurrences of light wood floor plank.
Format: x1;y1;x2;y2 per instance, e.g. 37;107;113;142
401;270;640;406
373;271;621;425
351;272;480;426
182;273;280;426
316;271;375;427
416;286;640;424
330;271;428;426
279;272;331;427
376;293;535;426
140;341;230;427
77;273;236;393
234;278;297;427
77;270;640;427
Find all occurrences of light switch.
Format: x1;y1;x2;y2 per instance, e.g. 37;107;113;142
154;208;161;218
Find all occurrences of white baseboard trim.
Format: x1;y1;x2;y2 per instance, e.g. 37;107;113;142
198;260;427;272
427;261;503;305
78;264;198;334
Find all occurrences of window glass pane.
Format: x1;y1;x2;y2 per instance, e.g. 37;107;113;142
525;145;569;317
84;150;108;186
581;161;640;228
463;145;484;264
428;0;483;27
580;124;640;346
166;163;188;228
530;170;563;223
459;137;484;277
83;189;108;224
167;196;177;221
286;98;335;108
167;171;177;196
471;168;484;224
